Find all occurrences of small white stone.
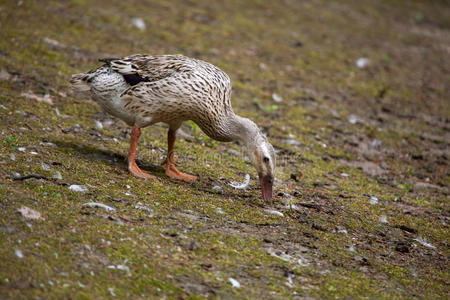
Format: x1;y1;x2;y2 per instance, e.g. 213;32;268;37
379;215;388;223
69;185;88;192
370;196;379;205
265;209;284;217
341;173;349;177
108;264;131;276
131;17;146;31
284;139;301;146
82;202;115;211
285;274;294;288
15;249;24;258
348;114;359;124
212;185;223;194
53;171;63;180
17;206;44;220
272;93;283;103
41;162;51;171
94;120;103;129
414;237;436;249
228;277;240;288
356;57;370;68
18;147;26;152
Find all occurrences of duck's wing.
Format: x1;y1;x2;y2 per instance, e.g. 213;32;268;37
104;54;195;85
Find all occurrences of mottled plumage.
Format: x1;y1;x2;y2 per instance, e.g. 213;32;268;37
71;54;275;201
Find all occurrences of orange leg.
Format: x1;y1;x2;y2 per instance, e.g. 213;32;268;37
128;125;155;179
165;128;197;182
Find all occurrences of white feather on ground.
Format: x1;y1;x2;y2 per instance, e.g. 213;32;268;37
229;174;250;189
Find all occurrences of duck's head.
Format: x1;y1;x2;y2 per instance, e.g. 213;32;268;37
230;115;276;202
248;134;276;202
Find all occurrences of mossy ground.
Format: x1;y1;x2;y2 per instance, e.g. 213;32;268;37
0;0;449;298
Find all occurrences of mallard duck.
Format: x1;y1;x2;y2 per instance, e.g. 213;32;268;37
70;54;275;201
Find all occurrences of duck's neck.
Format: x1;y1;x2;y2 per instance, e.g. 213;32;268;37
208;113;260;145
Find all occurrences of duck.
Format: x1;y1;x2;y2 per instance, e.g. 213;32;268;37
70;54;275;201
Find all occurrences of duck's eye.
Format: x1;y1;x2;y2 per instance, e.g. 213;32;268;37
263;156;270;163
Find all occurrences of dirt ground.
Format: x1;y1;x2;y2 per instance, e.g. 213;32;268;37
0;0;448;299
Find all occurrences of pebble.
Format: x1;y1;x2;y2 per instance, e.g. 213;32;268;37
94;120;103;129
272;93;283;103
356;57;370;68
108;264;131;276
15;249;24;258
414;237;436;249
228;277;240;288
17;206;44;220
265;209;284;217
337;228;348;234
53;172;63;180
370;196;379;205
283;139;301;147
131;17;146;31
69;185;88;192
41;162;51;171
348;114;359;124
82;202;115;211
212;185;223;194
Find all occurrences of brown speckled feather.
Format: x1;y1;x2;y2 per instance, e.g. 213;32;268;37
107;54;233;139
110;54;195;82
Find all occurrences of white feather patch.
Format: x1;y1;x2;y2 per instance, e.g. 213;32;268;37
229;174;250;189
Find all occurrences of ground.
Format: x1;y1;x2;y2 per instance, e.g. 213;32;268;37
0;0;449;299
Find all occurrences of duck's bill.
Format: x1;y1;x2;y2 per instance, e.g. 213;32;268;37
259;174;273;202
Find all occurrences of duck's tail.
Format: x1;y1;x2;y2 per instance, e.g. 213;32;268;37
70;73;92;92
98;57;119;65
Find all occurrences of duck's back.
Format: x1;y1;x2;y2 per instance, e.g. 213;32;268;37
71;54;233;130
